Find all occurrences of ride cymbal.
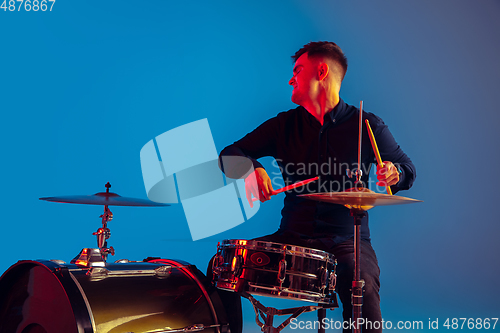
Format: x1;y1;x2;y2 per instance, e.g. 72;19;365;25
40;182;168;207
299;189;421;211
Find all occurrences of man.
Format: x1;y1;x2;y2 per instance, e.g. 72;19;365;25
218;41;416;333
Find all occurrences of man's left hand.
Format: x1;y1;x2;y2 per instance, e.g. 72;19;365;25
376;161;400;187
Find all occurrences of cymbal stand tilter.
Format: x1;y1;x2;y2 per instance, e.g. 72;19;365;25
242;292;337;333
94;204;115;261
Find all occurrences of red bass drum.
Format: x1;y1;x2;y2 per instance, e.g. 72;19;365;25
0;258;230;333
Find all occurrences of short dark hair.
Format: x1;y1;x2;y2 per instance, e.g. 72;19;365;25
292;41;348;80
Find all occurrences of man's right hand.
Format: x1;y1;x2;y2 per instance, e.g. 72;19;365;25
245;167;274;208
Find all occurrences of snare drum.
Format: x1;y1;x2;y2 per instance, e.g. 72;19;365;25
212;239;337;304
0;258;229;333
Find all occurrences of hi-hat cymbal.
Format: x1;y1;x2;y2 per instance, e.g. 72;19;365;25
40;192;169;207
298;189;422;211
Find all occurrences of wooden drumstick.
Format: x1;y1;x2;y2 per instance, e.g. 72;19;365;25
365;119;392;195
252;176;319;202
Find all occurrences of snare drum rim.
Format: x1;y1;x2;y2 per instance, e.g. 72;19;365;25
246;283;338;305
220;239;335;264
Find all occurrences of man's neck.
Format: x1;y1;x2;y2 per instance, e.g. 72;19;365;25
303;95;340;126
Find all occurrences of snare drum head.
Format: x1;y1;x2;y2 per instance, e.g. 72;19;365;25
0;259;229;333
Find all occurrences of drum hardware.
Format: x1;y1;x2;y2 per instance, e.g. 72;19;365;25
71;247;107;267
277;259;286;291
328;268;337;292
231;255;244;277
93;204;114;259
85;264;172;280
317;266;328;293
211;252;224;282
276;244;287;292
241;291;336;333
351;208;366;332
40;182;169;266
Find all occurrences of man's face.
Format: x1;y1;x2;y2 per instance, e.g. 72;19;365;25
289;53;318;106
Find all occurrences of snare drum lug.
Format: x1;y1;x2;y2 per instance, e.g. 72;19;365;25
318;266;328;292
328;271;337;291
214;254;223;268
277;259;287;290
211;254;225;282
231;255;244;277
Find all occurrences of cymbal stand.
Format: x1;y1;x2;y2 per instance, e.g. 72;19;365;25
92;182;115;261
350;208;366;333
242;292;337;333
350;101;366;333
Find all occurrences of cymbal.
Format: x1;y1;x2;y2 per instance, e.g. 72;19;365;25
40;192;169;207
298;189;422;211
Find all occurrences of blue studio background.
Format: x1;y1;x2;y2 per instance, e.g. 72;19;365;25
1;0;499;331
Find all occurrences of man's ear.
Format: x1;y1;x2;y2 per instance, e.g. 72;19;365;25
318;63;329;81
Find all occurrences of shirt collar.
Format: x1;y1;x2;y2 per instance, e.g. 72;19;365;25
329;98;347;123
298;97;349;127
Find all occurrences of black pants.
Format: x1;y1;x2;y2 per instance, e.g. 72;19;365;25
209;233;382;333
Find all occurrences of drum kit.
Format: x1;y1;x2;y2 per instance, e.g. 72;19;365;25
0;181;421;333
0;105;421;333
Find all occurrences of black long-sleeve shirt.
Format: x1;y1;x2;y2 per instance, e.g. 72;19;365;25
219;98;416;248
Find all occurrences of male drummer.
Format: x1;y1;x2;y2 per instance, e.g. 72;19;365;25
218;41;416;333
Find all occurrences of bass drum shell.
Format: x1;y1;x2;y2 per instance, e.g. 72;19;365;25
0;259;229;333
